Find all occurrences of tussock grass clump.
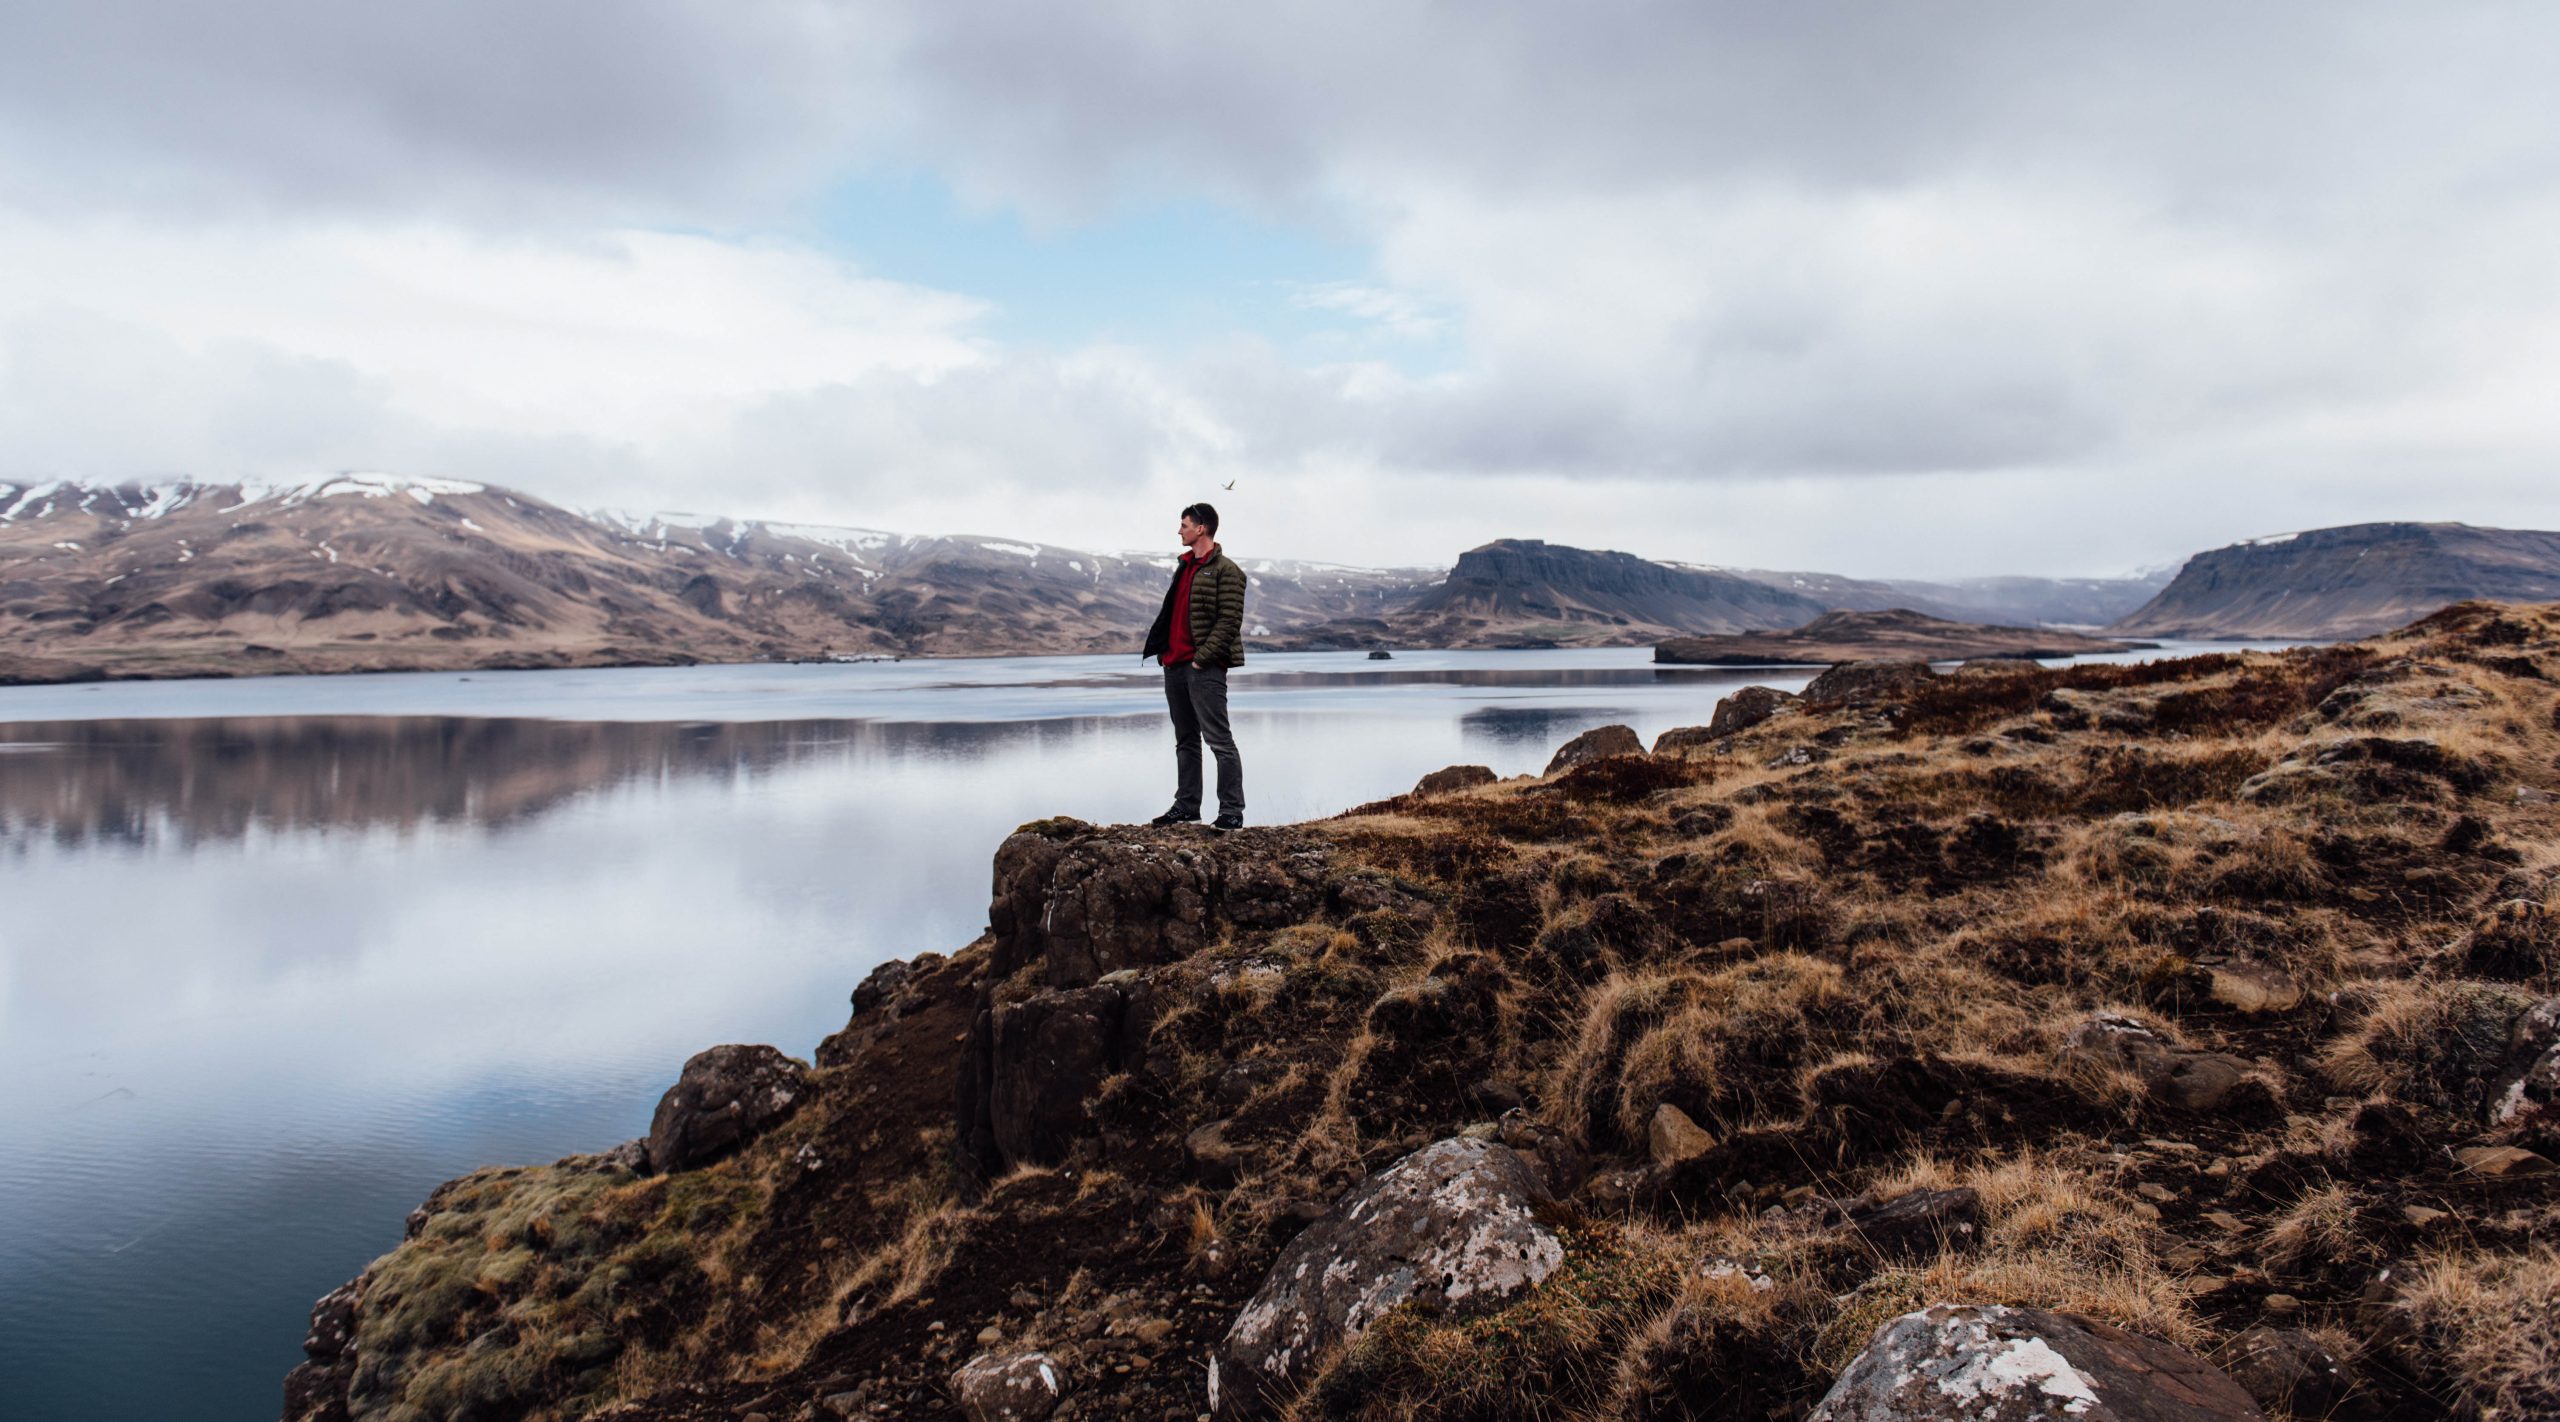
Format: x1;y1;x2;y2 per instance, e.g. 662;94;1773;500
2318;978;2540;1118
2401;1247;2560;1419
1610;1261;1831;1422
1549;955;1847;1148
346;1154;772;1419
1298;1221;1686;1422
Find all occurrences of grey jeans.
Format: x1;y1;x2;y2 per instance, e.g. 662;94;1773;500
1164;662;1243;818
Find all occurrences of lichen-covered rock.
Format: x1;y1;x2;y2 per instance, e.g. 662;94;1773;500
951;1348;1067;1422
1414;763;1498;795
644;1044;808;1174
1545;724;1643;774
1811;1303;2265;1422
1211;1137;1564;1418
2492;997;2560;1146
1803;660;1935;707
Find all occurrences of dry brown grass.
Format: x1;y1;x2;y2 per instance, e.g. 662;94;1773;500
2401;1247;2560;1418
2317;978;2541;1113
1546;954;1848;1148
2262;1184;2362;1276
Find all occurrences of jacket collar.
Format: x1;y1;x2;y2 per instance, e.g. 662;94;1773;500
1183;542;1222;568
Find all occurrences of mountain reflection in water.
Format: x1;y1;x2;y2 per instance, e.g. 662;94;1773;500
0;715;1129;849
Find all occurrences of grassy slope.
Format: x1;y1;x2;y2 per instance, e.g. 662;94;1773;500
296;600;2560;1422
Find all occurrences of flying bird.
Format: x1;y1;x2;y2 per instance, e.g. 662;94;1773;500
1222;480;1236;490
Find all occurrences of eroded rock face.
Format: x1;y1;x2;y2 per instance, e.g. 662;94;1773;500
1803;659;1936;707
1811;1303;2265;1422
989;824;1338;987
1212;1137;1563;1418
1546;723;1644;773
645;1044;808;1174
956;977;1157;1180
951;1349;1067;1422
1709;685;1800;739
1414;764;1498;795
281;1279;362;1422
2491;997;2560;1146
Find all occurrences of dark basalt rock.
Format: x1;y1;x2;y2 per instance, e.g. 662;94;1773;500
956;976;1159;1181
2221;1327;2362;1420
1413;763;1498;795
1846;1187;1982;1262
645;1044;809;1174
281;1279;362;1422
1545;723;1643;774
988;824;1340;987
1803;659;1936;707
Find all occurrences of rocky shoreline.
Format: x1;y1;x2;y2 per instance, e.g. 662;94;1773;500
286;601;2560;1422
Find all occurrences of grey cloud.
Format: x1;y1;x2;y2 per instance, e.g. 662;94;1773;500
0;0;894;222
889;2;2560;221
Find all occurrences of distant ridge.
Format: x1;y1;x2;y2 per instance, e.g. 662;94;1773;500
1656;608;2144;665
0;476;1437;683
2110;521;2560;639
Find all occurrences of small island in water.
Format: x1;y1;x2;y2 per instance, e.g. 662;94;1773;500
1656;607;2149;666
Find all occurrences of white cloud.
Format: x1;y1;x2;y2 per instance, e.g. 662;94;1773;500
7;2;2560;575
1286;282;1443;340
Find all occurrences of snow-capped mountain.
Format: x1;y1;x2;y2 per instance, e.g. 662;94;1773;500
0;476;1441;682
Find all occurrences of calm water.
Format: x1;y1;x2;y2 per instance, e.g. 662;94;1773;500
0;643;2258;1421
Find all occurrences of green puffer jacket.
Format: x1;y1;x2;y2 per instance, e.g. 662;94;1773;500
1141;547;1249;668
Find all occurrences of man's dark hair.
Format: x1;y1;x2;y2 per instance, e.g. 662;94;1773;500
1182;502;1220;536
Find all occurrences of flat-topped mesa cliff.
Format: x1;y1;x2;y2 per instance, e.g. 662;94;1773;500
286;601;2560;1422
1277;538;1832;650
1655;607;2145;666
2112;521;2560;640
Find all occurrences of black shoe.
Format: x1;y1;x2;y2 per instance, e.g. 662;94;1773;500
1211;813;1245;832
1150;808;1200;826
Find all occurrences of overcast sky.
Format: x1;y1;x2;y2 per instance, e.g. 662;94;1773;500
3;2;2557;575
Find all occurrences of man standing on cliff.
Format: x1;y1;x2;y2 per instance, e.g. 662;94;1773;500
1142;502;1248;830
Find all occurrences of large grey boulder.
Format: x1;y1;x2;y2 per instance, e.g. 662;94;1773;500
1210;1137;1564;1418
1812;1303;2264;1422
645;1044;808;1174
950;1349;1067;1422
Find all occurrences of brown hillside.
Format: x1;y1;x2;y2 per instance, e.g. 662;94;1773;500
286;601;2560;1422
